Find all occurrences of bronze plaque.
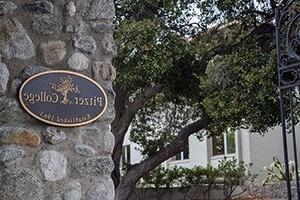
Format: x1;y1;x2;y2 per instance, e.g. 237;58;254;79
19;70;107;127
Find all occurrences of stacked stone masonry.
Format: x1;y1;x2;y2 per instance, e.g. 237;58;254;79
0;0;116;199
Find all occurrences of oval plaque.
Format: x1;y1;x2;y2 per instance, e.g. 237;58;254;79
19;70;107;127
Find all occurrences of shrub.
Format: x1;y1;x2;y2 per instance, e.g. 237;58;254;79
137;159;254;199
218;159;254;199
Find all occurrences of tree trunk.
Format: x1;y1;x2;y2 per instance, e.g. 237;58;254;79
111;86;129;187
111;130;127;187
115;116;212;200
111;84;166;188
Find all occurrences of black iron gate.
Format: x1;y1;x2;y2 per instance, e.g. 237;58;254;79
276;1;300;199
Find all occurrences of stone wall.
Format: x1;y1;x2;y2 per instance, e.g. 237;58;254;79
0;0;116;199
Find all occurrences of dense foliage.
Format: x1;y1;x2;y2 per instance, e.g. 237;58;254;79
114;1;279;157
201;42;279;133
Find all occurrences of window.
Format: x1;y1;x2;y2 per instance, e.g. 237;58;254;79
121;145;131;168
173;140;189;161
212;128;236;156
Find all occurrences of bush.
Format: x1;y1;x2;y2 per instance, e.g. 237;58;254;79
218;159;253;199
137;159;254;200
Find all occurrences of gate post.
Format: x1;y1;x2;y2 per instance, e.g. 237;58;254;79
0;0;116;199
276;1;300;199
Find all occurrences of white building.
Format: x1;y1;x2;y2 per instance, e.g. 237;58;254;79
122;125;300;180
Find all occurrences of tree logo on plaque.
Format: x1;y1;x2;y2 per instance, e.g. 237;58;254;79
50;76;80;105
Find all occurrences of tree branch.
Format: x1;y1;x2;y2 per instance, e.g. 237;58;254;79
127;84;166;116
115;115;212;200
197;21;275;72
113;83;166;139
270;0;277;12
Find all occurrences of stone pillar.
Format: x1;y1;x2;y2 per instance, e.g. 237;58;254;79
0;0;116;199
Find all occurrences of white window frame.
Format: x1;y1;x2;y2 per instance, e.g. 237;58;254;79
211;130;237;158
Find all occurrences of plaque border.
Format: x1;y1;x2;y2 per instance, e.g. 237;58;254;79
19;70;108;127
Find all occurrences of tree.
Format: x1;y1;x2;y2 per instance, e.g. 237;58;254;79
112;1;286;199
51;76;80;105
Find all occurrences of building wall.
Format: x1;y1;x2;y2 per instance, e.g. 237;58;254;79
247;125;300;181
240;129;251;165
167;134;209;168
124;124;300;182
190;135;210;167
125;131;244;169
123;128;144;165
